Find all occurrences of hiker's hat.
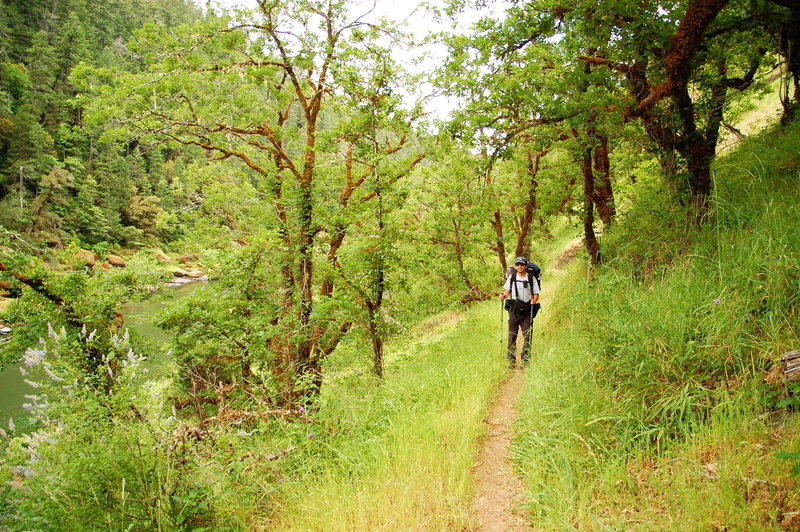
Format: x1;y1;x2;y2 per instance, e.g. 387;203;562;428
514;256;527;265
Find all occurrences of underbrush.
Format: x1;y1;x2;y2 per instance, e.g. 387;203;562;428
515;121;800;528
0;299;506;530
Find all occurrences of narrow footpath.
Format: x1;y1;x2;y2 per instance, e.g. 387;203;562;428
472;370;534;531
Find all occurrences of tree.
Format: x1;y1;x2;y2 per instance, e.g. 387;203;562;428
77;0;422;402
573;0;786;210
321;43;426;377
438;3;622;265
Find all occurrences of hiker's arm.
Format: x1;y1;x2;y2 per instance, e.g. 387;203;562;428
531;293;539;304
499;290;510;300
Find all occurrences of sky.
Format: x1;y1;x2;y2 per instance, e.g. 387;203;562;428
193;0;510;121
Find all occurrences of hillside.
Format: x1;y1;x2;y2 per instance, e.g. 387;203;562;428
514;120;800;529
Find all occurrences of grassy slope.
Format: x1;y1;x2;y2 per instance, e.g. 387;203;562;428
514;121;800;529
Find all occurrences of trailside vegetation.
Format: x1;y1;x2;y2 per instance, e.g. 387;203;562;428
515;120;800;528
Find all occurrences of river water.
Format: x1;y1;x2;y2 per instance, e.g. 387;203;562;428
0;281;209;425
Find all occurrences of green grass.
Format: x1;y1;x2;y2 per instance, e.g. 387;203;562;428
513;121;800;529
263;302;507;530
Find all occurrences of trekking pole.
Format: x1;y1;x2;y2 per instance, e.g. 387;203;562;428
500;298;504;357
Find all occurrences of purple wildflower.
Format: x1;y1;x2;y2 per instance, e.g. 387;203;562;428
714;298;721;304
307;433;314;439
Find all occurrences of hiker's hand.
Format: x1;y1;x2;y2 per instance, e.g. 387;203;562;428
499;293;506;300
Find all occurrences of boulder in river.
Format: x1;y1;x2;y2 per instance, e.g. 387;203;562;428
74;249;97;268
107;254;127;267
178;252;199;265
151;249;172;264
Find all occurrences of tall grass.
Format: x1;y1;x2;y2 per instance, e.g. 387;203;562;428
514;121;800;528
266;303;507;530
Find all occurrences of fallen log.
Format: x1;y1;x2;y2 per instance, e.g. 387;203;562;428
783;350;800;382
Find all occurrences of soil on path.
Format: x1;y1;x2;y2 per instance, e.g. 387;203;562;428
472;370;533;531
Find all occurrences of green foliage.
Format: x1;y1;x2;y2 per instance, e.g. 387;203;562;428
0;0;200;244
0;234;164;370
513;120;800;527
0;328;217;531
157;241;290;409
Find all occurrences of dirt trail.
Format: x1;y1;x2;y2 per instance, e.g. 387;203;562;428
472;370;533;531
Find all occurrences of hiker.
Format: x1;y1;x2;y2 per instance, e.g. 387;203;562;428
499;256;540;368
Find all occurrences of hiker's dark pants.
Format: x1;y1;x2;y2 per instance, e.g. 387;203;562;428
507;304;532;365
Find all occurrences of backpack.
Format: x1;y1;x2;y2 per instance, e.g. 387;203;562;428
505;261;542;290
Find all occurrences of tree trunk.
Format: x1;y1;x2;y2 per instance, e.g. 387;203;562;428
367;307;383;378
580;148;601;265
772;0;800;122
592;135;616;227
514;148;545;258
673;86;714;210
490;209;507;273
452;217;492;302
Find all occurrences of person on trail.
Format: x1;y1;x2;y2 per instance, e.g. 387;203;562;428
499;256;540;368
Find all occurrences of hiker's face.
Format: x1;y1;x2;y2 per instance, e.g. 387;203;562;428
515;263;527;273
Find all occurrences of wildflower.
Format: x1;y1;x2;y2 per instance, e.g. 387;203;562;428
299;407;305;413
23;348;45;368
307;434;314;439
43;364;64;382
714;298;721;304
11;465;34;478
356;372;362;376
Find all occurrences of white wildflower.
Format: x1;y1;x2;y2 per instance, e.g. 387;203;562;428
87;329;96;342
23;379;40;389
47;322;58;340
19;367;27;376
23;348;45;368
11;465;35;478
8;418;15;432
0;428;6;438
43;364;64;382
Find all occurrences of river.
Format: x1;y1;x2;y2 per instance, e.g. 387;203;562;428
0;280;209;426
